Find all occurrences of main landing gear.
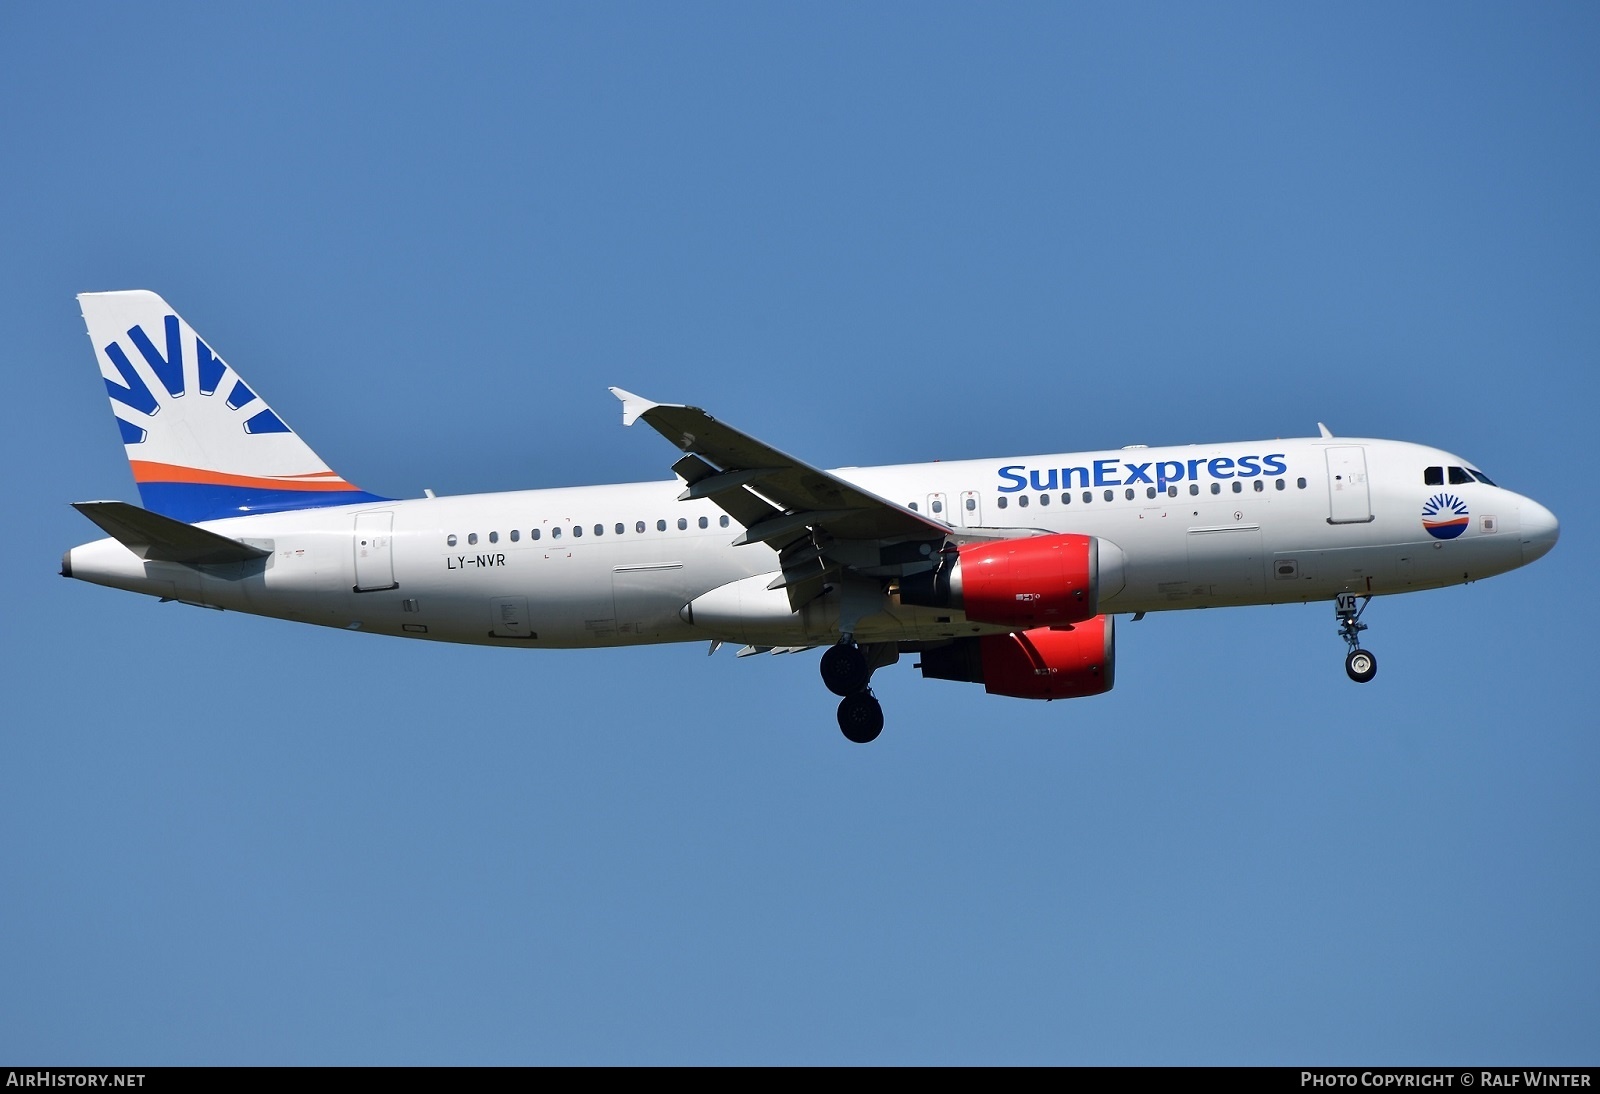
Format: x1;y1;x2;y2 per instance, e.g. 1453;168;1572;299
821;640;885;744
1336;593;1378;684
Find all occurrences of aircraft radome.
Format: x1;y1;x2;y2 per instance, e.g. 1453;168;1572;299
63;291;1561;743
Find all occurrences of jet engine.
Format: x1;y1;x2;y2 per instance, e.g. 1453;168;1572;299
916;615;1116;700
898;532;1123;629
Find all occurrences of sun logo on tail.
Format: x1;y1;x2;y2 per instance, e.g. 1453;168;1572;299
1422;493;1470;540
81;291;389;522
102;315;291;445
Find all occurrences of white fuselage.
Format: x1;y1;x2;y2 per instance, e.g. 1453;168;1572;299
65;436;1557;649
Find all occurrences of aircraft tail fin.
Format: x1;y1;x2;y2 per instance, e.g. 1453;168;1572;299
77;290;388;523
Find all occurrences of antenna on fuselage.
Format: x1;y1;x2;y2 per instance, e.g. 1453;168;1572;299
1317;423;1334;438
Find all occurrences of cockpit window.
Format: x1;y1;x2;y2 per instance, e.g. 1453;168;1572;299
1448;466;1473;485
1469;469;1497;486
1424;466;1444;486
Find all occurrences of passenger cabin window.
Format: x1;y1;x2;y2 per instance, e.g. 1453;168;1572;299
593;524;603;536
677;518;688;530
719;515;730;527
996;497;1008;509
1018;495;1029;508
447;534;457;547
550;527;561;540
1061;493;1071;505
1232;481;1242;493
1211;483;1221;495
966;498;977;511
1448;466;1473;485
698;516;709;529
1189;484;1199;496
616;523;625;535
531;528;541;541
657;519;667;531
931;499;943;514
468;533;478;545
572;525;582;538
510;529;520;542
1424;466;1444;486
636;521;646;533
1104;489;1114;502
1082;491;1092;504
488;531;498;544
1039;494;1049;506
1297;477;1307;489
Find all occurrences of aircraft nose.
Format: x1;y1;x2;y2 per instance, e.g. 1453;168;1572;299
1521;499;1560;564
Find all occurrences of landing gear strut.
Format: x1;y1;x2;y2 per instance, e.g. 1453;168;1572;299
822;639;886;743
1336;593;1378;683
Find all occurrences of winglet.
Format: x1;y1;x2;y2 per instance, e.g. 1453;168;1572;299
609;387;660;427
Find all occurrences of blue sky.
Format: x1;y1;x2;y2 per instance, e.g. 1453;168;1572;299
2;2;1595;1065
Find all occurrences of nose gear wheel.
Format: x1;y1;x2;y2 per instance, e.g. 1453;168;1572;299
1335;594;1377;684
1345;648;1377;683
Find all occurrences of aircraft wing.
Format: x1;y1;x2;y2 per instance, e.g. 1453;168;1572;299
612;388;995;609
611;388;955;547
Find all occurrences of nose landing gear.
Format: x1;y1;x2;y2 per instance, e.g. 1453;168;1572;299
821;639;890;743
1336;593;1377;683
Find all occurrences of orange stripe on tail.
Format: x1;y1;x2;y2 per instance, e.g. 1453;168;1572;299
129;460;363;493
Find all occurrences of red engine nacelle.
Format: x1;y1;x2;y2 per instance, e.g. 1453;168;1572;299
917;616;1116;700
900;532;1105;629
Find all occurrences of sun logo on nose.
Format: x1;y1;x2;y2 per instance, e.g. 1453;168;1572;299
1422;493;1470;540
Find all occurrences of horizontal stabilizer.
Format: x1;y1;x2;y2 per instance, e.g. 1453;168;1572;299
72;501;270;565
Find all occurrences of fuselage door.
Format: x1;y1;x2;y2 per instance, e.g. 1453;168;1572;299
1187;525;1264;603
1325;446;1373;524
354;512;398;591
958;490;981;527
613;562;691;640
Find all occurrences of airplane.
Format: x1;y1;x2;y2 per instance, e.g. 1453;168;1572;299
62;290;1561;743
